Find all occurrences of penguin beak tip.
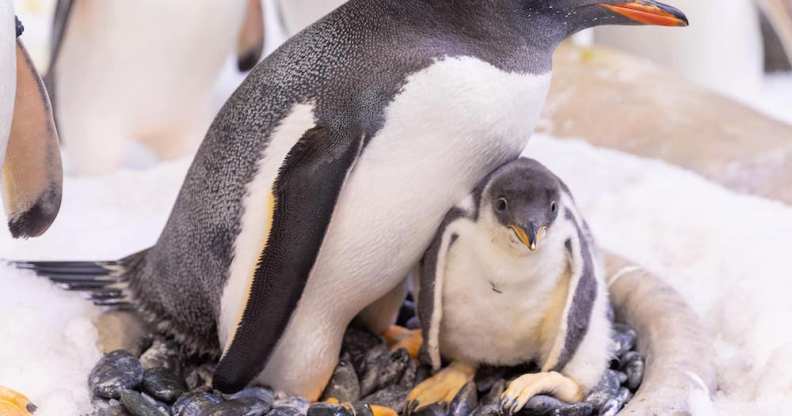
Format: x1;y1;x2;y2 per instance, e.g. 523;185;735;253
600;1;689;27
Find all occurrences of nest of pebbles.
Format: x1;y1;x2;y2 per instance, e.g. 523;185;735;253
88;300;644;416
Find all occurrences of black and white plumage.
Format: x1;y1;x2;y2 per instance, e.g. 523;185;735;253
412;158;611;414
18;0;686;401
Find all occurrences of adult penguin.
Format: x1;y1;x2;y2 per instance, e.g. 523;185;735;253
24;0;688;401
1;3;62;238
45;0;265;175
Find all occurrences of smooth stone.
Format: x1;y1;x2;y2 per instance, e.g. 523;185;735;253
598;399;621;416
617;388;632;404
361;384;409;413
142;368;187;403
118;390;170;416
90;350;145;399
448;382;477;416
267;407;305;416
202;397;272;416
518;395;565;415
375;349;410;390
412;403;446;416
480;379;505;407
272;393;309;414
171;391;223;416
91;399;131;416
474;367;508;394
341;329;384;376
584;370;621;409
399;358;418;388
557;403;595;416
307;403;353;416
406;317;421;330
184;364;214;391
321;354;361;402
139;339;182;372
470;404;500;416
227;387;275;407
611;324;637;359
621;352;645;391
357;345;390;397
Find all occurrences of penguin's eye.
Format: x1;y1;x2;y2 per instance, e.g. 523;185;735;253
496;198;508;213
550;201;558;213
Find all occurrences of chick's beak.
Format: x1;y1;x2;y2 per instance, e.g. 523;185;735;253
510;224;544;251
599;0;689;27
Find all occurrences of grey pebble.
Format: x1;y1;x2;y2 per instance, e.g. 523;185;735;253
621;351;644;391
598;399;620;416
142;367;187;403
341;329;384;375
91;399;131;416
584;370;621;409
90;351;145;399
322;355;361;402
611;324;637;359
267;407;307;416
519;395;565;415
362;384;409;413
357;344;389;396
412;403;447;416
201;397;273;416
399;358;419;388
272;393;310;414
448;382;477;416
480;379;505;407
227;387;275;407
119;390;170;416
471;404;500;416
307;403;352;416
171;391;223;416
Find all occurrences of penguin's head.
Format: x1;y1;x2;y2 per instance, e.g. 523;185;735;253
483;158;562;253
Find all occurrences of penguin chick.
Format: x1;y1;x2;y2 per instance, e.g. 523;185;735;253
408;158;611;415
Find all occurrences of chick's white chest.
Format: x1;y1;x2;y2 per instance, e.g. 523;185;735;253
439;221;569;366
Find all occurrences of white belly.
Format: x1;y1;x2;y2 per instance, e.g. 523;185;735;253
221;56;551;397
439;223;568;366
0;0;15;166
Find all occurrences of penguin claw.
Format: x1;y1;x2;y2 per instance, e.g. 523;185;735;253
405;362;475;414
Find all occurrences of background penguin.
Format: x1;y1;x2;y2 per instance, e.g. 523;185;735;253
45;0;265;175
21;0;687;401
0;2;62;238
407;158;610;415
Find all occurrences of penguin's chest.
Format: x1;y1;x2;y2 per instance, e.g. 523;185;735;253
309;58;553;316
439;229;568;366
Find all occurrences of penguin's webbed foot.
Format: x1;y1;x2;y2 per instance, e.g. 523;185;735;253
382;325;423;359
405;361;475;414
499;371;583;416
0;386;36;416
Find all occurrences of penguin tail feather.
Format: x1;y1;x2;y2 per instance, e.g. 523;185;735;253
7;250;147;309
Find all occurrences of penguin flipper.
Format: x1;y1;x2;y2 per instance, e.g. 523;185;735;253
214;126;363;393
417;208;469;370
542;208;600;374
2;41;62;238
237;0;265;72
43;0;73;112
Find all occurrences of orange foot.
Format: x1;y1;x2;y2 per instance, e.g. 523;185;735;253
382;325;423;359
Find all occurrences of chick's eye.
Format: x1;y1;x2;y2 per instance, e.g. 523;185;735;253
496;197;508;212
550;201;558;213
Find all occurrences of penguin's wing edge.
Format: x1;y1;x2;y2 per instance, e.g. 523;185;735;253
2;41;63;238
237;0;265;72
43;0;72;93
213;126;364;393
417;208;467;371
542;209;599;373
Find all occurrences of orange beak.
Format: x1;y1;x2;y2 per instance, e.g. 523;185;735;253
600;1;689;27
